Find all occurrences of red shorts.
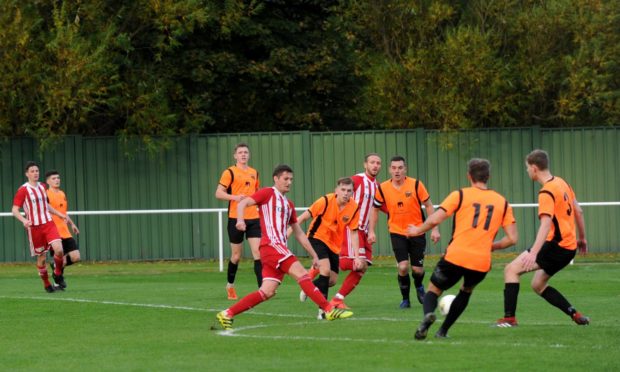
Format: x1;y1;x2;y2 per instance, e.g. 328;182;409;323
260;244;298;283
28;222;61;257
340;230;373;264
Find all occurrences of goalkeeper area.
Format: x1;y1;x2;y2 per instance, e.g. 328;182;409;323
1;255;618;371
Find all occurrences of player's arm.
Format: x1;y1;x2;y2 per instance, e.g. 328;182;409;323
66;214;80;235
12;205;31;228
235;197;257;231
573;199;587;254
368;207;379;244
492;223;518;251
407;208;448;237
215;184;245;202
423;198;441;243
521;215;552;271
47;204;67;221
291;222;320;268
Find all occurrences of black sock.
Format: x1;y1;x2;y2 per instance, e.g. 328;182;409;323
540;286;574;316
398;274;411;300
253;260;263;288
439;290;471;334
66;255;73;266
227;261;238;284
422;291;438;315
504;283;520;317
412;271;425;289
314;275;330;300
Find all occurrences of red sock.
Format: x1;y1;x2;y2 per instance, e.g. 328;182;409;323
53;255;64;276
337;271;364;297
307;267;319;280
227;290;267;316
298;275;331;312
37;265;51;287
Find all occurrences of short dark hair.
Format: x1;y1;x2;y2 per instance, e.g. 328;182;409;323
24;161;38;172
273;164;293;177
390;155;406;165
233;143;249;153
45;170;60;180
364;153;381;162
336;177;353;186
526;149;549;170
468;158;491;183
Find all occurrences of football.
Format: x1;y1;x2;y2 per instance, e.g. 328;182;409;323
438;294;456;316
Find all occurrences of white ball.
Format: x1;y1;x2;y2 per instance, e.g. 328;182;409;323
438;294;456;316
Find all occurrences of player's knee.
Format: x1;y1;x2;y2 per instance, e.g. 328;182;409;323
261;287;277;299
397;262;409;274
531;281;545;295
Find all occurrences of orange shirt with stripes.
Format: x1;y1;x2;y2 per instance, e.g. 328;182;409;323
218;165;260;219
374;177;430;236
441;187;515;272
46;188;72;239
538;176;577;250
307;193;359;254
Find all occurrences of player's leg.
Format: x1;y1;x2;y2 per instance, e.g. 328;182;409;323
226;219;244;299
307;238;332;300
50;239;66;289
245;219;263;288
532;244;589;325
391;234;412;308
436;270;486;338
36;251;55;292
497;250;532;326
29;227;54;291
62;238;80;273
409;236;427;304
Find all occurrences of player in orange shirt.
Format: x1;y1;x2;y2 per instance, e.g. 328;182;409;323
496;150;589;327
294;177;361;318
215;143;262;300
409;158;518;339
45;170;81;284
369;156;440;308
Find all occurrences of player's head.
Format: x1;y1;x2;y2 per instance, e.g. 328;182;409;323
335;177;354;204
389;155;407;181
467;158;491;184
233;143;250;164
272;164;294;193
525;149;550;181
45;170;61;188
24;161;39;182
364;153;381;178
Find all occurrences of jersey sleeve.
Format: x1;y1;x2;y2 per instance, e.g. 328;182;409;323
439;190;461;216
538;190;555;218
289;201;298;224
351;175;363;192
218;169;232;189
348;207;360;230
417;180;430;202
502;203;516;226
308;196;327;217
250;187;272;205
13;187;26;207
374;185;385;207
255;172;260;191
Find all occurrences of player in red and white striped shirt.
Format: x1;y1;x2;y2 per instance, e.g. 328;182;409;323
215;165;353;330
330;153;382;308
12;161;68;292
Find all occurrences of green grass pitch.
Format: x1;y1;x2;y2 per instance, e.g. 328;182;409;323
1;255;618;371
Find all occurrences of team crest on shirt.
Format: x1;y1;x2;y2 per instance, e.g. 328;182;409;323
342;215;350;223
405;191;412;197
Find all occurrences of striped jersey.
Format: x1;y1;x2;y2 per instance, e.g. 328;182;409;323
13;182;53;226
351;173;378;233
251;187;298;253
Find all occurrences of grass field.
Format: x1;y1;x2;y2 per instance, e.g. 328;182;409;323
1;255;619;371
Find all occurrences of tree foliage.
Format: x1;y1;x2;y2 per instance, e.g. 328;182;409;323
0;0;618;150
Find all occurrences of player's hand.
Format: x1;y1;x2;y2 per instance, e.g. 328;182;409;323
311;257;320;269
521;251;537;272
430;228;441;244
367;231;376;244
236;219;246;231
236;194;246;202
72;224;80;235
407;224;422;238
577;238;588;255
353;257;366;272
22;220;32;229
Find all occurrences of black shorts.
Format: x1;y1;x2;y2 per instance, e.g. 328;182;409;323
309;238;339;274
227;218;261;244
62;237;79;254
430;257;487;291
390;233;426;267
535;241;576;276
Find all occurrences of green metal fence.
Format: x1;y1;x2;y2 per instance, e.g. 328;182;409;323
1;127;619;262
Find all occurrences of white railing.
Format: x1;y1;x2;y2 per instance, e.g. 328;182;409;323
2;202;619;271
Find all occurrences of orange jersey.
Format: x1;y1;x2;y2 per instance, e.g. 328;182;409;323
374;177;430;236
218;165;260;219
307;193;360;254
538;176;577;250
46;188;72;239
441;187;515;272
